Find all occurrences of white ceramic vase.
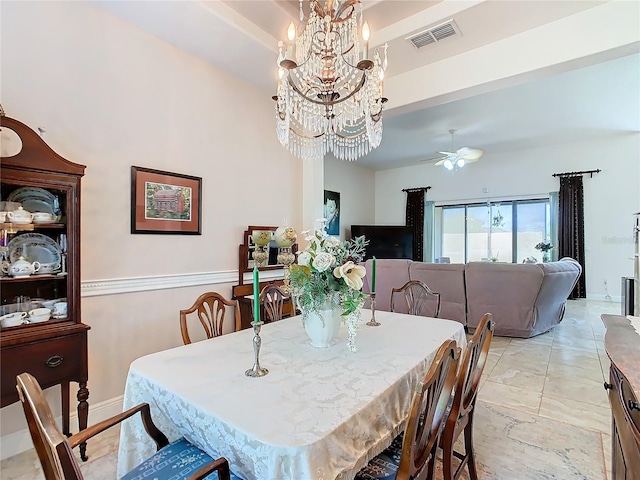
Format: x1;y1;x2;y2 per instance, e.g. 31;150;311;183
303;306;342;348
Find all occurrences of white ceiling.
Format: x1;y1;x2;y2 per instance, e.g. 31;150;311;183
93;0;640;170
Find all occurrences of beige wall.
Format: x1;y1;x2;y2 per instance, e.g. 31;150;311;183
324;155;376;240
0;1;302;438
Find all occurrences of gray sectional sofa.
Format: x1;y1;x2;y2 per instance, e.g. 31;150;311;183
361;258;582;338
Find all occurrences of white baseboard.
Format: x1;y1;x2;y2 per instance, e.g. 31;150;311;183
0;395;123;461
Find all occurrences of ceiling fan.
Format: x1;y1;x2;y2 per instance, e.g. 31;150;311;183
429;129;484;170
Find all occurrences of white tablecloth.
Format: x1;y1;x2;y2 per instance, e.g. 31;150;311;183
117;310;466;480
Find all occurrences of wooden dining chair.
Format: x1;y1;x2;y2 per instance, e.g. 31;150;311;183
180;292;241;345
259;285;287;323
391;280;441;318
440;313;494;480
355;339;460;480
16;372;232;480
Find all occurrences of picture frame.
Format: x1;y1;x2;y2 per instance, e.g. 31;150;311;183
131;166;202;235
324;190;340;236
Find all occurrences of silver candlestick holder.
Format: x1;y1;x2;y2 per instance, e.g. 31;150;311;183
277;247;295;294
245;321;269;377
366;292;380;326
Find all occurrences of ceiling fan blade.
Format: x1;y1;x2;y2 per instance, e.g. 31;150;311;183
437;151;456;156
420;156;444;164
433;158;447;166
463;157;481;164
457;147;484;160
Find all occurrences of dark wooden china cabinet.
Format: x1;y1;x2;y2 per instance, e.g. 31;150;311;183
1;116;90;460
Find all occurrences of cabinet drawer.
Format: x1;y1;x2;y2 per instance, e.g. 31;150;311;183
610;366;640;479
612;365;640;430
1;334;86;397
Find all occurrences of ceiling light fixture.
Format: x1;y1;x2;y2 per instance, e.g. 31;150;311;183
434;129;484;171
273;0;389;161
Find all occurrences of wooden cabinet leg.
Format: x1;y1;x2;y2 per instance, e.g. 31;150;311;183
61;381;70;437
77;382;89;461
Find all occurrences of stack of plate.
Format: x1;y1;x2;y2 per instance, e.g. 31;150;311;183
7;187;61;218
7;233;62;272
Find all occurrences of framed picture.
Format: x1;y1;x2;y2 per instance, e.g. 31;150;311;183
131;166;202;235
324;190;340;236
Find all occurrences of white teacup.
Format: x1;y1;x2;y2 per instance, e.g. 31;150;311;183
36;263;61;275
28;308;51;323
0;211;6;223
41;299;58;309
1;311;28;328
53;302;68;318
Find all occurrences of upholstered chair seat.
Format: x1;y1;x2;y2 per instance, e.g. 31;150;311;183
122;437;243;480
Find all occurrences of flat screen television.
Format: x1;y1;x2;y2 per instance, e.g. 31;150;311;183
351;225;414;260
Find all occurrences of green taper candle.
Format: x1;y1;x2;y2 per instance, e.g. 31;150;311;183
371;256;376;292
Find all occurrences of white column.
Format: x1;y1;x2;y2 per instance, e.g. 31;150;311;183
302;154;324;233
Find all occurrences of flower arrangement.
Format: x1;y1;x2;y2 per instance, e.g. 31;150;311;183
534;241;554;252
290;226;368;318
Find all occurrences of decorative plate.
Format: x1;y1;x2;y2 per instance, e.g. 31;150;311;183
7;186;55;203
20;199;55;215
8;233;62;265
7;187;60;215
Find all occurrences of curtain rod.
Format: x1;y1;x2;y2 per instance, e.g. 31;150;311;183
435;193;550;207
402;186;431;193
552;169;601;178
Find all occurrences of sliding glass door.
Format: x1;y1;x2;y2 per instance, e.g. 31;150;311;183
437;199;549;263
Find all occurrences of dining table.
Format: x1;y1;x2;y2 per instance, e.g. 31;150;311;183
117;310;467;480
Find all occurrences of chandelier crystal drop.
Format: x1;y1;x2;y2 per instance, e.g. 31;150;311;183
273;0;388;161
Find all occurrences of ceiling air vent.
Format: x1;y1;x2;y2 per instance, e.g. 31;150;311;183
406;19;460;49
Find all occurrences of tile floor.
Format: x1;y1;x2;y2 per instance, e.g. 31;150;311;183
1;299;618;479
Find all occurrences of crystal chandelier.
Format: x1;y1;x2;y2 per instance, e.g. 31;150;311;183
273;0;388;161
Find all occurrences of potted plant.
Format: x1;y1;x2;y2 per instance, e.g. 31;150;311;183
535;240;554;263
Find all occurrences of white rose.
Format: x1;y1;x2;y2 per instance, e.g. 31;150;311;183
312;252;335;272
333;261;366;290
323;236;341;249
298;251;312;267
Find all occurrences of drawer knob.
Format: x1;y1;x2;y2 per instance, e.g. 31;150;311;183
629;400;640;412
46;355;64;368
604;382;613;390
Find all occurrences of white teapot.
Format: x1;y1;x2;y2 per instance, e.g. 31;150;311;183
7;207;34;224
2;256;41;277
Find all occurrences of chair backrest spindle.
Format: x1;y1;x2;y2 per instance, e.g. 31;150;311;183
259;285;287;323
180;292;241;344
391;280;441;318
440;313;494;480
398;339;460;479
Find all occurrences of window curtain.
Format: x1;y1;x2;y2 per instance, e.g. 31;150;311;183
558;176;586;298
423;201;435;262
406;190;425;261
549;191;559;262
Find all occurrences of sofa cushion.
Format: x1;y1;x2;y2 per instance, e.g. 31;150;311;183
408;262;466;325
531;258;582;336
465;262;544;337
363;259;411;312
362;257;580;338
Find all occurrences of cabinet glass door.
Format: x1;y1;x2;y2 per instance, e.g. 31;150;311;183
1;182;70;328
